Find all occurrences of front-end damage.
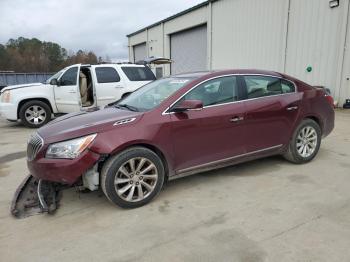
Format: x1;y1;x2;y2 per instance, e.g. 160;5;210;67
11;175;65;219
11;162;102;219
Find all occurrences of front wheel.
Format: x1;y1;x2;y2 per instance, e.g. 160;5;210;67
19;100;51;128
283;119;321;164
101;147;165;208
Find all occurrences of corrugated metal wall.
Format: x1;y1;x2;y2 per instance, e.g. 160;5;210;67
133;43;147;63
170;25;207;74
127;0;350;103
285;0;348;96
211;0;288;71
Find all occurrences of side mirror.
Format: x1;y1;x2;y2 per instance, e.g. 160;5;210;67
50;78;59;86
172;99;203;113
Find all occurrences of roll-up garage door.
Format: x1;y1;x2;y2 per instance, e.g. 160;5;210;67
170;25;207;74
133;43;147;63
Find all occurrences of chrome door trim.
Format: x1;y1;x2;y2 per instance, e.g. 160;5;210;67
169;144;283;181
162;73;297;115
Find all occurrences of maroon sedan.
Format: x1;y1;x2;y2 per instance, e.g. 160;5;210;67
13;69;334;215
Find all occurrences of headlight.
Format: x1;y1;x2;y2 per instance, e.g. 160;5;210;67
1;90;11;103
46;134;97;159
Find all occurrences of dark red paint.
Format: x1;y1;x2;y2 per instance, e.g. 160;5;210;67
27;69;335;185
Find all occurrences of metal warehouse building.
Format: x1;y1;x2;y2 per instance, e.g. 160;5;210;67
127;0;350;105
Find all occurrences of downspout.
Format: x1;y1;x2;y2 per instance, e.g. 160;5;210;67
208;1;213;70
336;0;350;104
283;0;291;73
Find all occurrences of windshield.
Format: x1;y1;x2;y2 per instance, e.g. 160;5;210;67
45;69;64;84
116;77;193;112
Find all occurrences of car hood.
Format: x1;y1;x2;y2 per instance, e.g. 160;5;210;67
1;83;44;92
38;108;143;144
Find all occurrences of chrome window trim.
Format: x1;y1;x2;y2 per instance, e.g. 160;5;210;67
162;73;297;115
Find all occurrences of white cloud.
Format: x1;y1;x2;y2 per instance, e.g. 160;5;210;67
0;0;205;61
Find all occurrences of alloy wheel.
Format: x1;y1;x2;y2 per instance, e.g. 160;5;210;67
296;126;318;158
25;105;47;125
114;157;158;202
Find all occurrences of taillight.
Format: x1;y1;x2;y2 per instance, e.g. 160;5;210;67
324;94;334;108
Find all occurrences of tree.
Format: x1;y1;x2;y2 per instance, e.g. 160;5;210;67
0;37;101;72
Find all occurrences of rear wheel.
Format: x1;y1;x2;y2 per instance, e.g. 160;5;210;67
283;119;321;164
101;147;165;208
19;100;51;128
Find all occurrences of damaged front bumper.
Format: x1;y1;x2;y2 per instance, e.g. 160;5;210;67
11;175;64;219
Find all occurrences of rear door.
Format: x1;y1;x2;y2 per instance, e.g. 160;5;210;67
242;75;302;152
54;65;81;113
93;66;125;107
170;76;246;172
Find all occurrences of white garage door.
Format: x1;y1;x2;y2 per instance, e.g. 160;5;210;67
133;43;147;63
170;25;207;74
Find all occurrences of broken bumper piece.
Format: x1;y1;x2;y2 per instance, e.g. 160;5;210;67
11;175;63;219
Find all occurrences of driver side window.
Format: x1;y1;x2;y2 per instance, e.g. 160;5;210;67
60;67;78;86
183;76;238;107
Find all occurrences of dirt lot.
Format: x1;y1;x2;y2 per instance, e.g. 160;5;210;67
0;110;349;262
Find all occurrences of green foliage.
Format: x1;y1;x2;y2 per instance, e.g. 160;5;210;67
0;37;99;72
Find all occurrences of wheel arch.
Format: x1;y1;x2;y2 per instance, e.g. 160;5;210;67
303;115;323;134
99;143;171;181
17;98;54;119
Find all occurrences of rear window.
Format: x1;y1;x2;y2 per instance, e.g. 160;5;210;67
121;66;156;81
95;67;120;83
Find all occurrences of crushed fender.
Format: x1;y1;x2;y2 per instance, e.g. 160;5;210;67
11;175;63;219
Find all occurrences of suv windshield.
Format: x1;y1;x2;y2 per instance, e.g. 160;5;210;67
116;77;193;112
45;70;64;84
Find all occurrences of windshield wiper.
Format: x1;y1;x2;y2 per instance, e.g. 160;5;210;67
115;104;139;112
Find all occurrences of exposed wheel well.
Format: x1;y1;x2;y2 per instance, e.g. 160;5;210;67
17;98;53;119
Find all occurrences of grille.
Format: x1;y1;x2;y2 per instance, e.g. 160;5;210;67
27;133;43;161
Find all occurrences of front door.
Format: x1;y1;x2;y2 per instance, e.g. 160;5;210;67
170;76;246;172
242;75;302;153
54;65;81;113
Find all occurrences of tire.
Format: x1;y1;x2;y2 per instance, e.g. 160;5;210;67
19;100;51;128
101;147;165;208
283;119;321;164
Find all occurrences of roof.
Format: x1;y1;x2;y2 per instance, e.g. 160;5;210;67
127;0;218;37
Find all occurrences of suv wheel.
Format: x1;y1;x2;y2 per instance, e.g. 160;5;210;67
101;147;165;208
19;100;51;128
283;119;321;164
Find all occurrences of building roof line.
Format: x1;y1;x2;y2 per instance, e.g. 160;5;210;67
126;0;217;38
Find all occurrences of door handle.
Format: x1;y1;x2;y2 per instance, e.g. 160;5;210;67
114;85;123;88
230;116;244;123
286;106;298;111
68;90;76;94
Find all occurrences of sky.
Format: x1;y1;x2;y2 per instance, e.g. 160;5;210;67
0;0;204;61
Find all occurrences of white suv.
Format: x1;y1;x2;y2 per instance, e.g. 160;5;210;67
0;63;156;127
